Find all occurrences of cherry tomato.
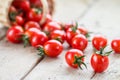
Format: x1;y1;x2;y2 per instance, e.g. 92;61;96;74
43;21;62;34
91;53;109;73
20;0;30;12
91;46;112;73
12;0;30;12
7;25;24;43
50;30;66;43
62;22;76;32
66;27;80;46
27;8;42;22
11;16;24;26
24;28;41;41
92;35;107;50
23;27;41;47
43;40;63;57
31;31;48;47
111;39;120;53
63;23;72;31
78;27;90;38
72;34;88;51
24;21;41;30
65;49;86;69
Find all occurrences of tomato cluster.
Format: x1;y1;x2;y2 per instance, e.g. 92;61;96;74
6;0;120;74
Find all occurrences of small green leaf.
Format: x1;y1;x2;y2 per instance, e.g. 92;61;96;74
104;50;113;56
71;22;78;33
37;47;45;57
74;55;87;70
22;35;30;47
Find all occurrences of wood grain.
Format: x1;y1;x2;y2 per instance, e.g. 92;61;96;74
0;38;42;80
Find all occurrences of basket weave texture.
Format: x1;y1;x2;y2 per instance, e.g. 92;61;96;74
0;0;54;27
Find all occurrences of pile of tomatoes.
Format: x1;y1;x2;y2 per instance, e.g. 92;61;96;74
6;0;120;74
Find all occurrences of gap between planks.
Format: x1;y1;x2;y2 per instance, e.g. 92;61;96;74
21;56;44;80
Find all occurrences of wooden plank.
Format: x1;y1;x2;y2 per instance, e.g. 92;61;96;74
79;0;120;41
25;0;120;80
0;38;42;80
53;0;95;23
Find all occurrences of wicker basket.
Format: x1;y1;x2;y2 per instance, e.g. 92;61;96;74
0;0;54;27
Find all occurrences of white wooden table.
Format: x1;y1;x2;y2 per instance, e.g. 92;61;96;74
0;0;120;80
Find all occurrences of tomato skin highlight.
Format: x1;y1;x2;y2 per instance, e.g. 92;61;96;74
44;40;63;57
65;49;84;68
71;34;88;51
7;25;24;43
91;53;109;73
111;39;120;53
92;35;107;50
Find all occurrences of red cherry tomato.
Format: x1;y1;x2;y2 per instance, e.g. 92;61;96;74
43;40;63;57
31;31;48;47
92;35;107;50
78;27;88;35
11;16;24;26
91;53;109;73
50;30;66;43
43;21;62;33
12;0;30;12
72;34;88;51
66;27;80;46
24;28;41;41
27;8;42;22
78;27;90;37
62;22;76;32
111;39;120;53
65;49;86;69
24;21;41;30
7;25;24;43
20;0;30;12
